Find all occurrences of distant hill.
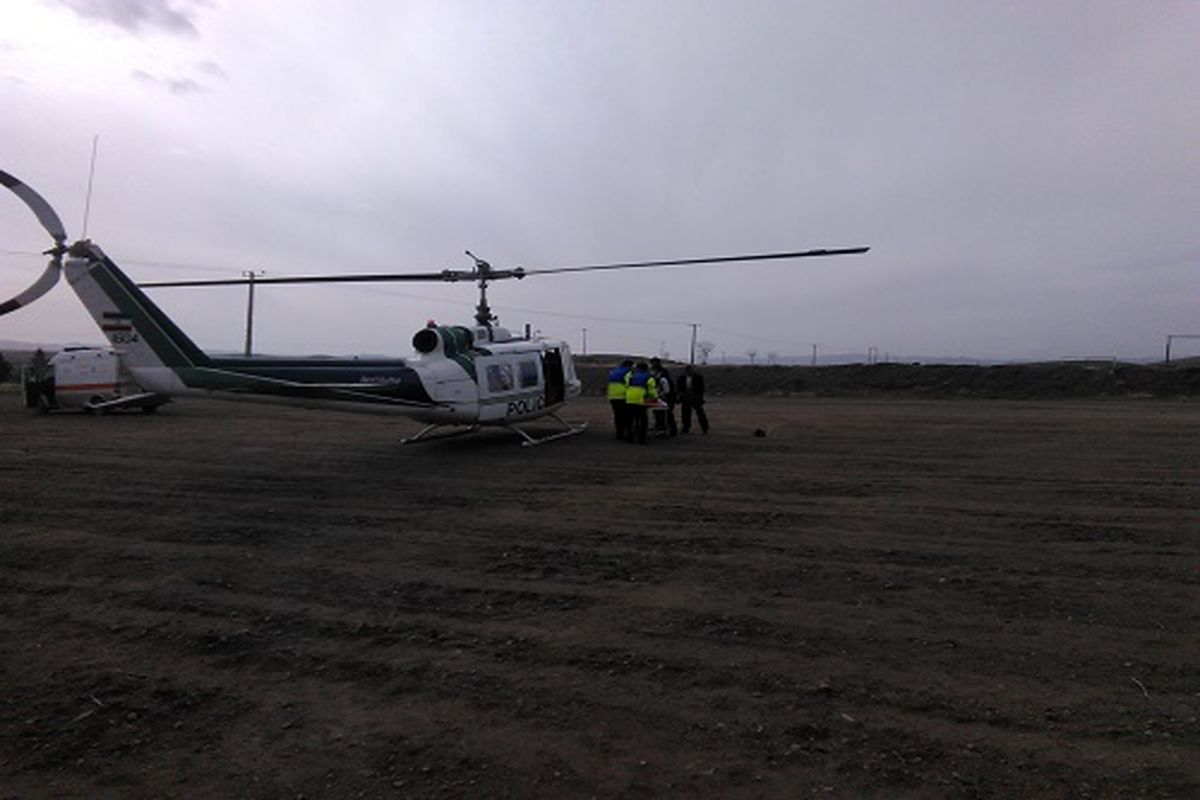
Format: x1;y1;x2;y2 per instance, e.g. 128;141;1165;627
0;346;55;375
0;339;50;352
4;345;1197;395
575;360;1200;399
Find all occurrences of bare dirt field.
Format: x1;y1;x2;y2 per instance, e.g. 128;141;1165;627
1;395;1197;798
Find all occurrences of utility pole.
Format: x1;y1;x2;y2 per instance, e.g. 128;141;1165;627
689;323;699;365
1166;334;1200;363
581;327;587;355
811;343;817;367
243;270;264;357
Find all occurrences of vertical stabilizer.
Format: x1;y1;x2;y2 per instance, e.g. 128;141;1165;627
64;241;209;394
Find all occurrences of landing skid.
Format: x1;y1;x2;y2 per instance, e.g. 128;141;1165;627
84;392;170;413
401;423;481;444
506;412;588;447
400;414;587;447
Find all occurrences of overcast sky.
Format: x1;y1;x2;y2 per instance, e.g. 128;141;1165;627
2;0;1197;362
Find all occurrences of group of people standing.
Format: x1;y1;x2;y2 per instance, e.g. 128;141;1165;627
606;357;709;444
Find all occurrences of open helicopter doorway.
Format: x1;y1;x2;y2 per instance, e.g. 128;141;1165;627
542;347;565;407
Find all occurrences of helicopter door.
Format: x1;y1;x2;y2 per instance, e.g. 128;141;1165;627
542;348;565;406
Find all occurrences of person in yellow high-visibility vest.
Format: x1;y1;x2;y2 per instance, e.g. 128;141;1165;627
606;359;634;439
624;361;658;444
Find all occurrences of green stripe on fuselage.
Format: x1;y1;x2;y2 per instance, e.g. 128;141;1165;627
179;365;437;406
90;261;202;370
437;326;478;381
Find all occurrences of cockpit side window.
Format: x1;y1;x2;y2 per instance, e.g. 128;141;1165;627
486;363;514;393
518;360;539;388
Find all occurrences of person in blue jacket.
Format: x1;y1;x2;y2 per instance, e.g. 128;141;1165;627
606;359;634;439
624;361;658;444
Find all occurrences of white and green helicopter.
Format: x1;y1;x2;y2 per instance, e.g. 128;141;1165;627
1;169;868;445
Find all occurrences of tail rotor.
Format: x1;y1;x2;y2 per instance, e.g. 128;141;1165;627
0;169;68;316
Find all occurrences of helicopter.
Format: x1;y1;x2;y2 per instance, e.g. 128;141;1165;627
1;168;868;445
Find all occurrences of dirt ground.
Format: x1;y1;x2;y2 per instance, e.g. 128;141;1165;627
0;395;1196;799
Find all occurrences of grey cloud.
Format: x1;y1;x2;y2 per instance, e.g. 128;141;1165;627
0;41;26;86
167;77;205;95
194;59;229;81
53;0;209;37
131;68;208;95
129;56;227;95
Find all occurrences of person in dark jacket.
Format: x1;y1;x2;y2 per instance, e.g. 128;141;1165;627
677;364;709;434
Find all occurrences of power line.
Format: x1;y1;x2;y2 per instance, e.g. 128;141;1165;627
121;257;243;275
496;304;688;327
705;324;816;348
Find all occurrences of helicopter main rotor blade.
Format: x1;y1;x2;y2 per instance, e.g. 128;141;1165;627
138;247;870;289
140;271;455;288
519;247;870;276
0;169;68;316
0;170;68;243
0;258;64;316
